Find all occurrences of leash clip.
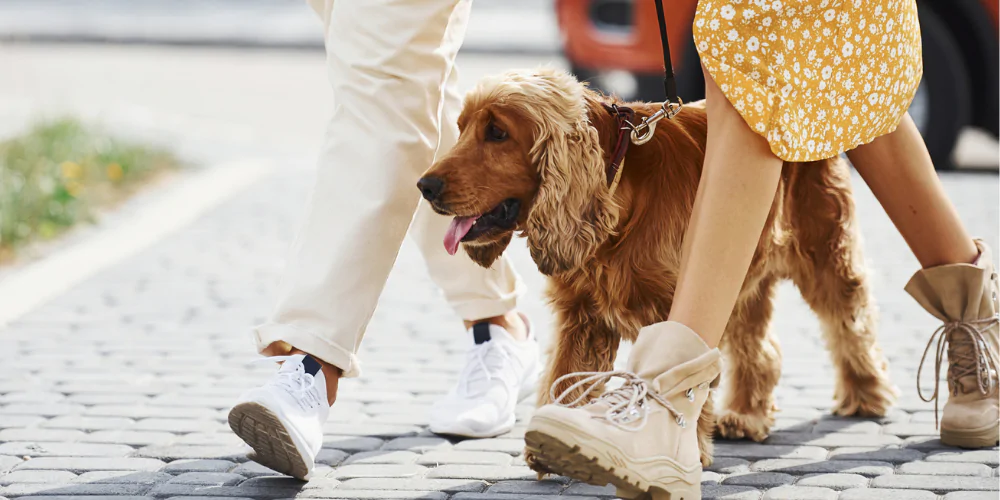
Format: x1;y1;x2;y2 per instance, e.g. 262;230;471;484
629;99;683;146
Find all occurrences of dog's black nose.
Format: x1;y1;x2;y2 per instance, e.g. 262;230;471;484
417;176;445;202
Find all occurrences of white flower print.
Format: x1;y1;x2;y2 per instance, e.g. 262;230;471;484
696;18;706;28
728;29;740;41
766;75;777;87
743;8;756;20
775;52;785;65
721;4;736;20
824;9;836;21
755;101;765;112
842;41;854;57
747;36;760;51
772;0;782;11
792;18;802;29
735;53;745;63
768;33;777;42
762;16;772;27
808;49;817;61
699;40;710;52
710;18;721;30
822;66;833;79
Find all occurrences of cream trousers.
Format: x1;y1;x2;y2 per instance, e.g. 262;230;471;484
253;0;525;377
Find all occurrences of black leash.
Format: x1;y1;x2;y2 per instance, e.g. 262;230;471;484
628;0;683;145
653;0;679;107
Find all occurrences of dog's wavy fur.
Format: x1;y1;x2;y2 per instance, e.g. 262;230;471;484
422;68;897;469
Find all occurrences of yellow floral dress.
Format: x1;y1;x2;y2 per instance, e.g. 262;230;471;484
693;0;923;161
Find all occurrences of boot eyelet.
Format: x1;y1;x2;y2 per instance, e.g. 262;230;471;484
685;388;695;401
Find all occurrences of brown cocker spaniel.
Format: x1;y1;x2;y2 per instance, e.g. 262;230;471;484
418;68;897;467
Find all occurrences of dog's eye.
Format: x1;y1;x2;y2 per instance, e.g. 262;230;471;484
486;122;508;142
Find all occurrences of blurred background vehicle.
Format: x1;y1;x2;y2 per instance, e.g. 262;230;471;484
558;0;1000;170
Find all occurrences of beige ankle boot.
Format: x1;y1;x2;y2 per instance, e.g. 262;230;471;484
525;321;720;500
907;239;999;448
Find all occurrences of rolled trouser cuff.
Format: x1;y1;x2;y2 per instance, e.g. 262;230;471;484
254;322;363;378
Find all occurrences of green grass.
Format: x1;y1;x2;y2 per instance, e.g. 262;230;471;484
0;119;179;259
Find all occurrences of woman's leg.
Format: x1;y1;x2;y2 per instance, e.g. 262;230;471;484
845;114;978;268
667;66;785;347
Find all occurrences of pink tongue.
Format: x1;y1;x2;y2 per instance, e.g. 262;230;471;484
444;216;478;255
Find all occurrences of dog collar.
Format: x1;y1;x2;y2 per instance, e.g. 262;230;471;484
603;103;635;196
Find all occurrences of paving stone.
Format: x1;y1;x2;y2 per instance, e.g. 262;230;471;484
425;465;536;481
83;430;177;446
0;403;85;417
762;486;838;500
724;473;797;488
302;491;449;500
133;419;223;433
40;416;134;431
322;436;385;453
149;484;301;498
240;475;335;490
714;444;828;461
0;470;78;485
811;421;882;434
175;433;245;447
448;495;589;500
900;437;952;450
839;488;937;499
563;482;617;497
317;449;350;467
707;458;752;474
898;461;993;477
168;472;244;486
231;461;280;478
827;448;926;464
134;445;248;461
452;439;524;456
0;416;45;430
12;457;166;473
943;493;1000;500
72;471;172;484
162;460;236;474
750;459;893;477
0;482;150;496
925;450;1000;466
795;474;868;491
0;428;86;442
416;451;512;466
336;478;486;493
881;423;940;437
17;497;153;500
701;484;763;500
322;423;421;439
328;464;427;479
871;475;999;492
344;450;419;465
486;480;564;495
380;437;452;453
0;456;23;473
765;433;902;447
703;471;724;484
0;442;134;457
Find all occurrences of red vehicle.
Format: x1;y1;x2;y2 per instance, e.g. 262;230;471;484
557;0;1000;169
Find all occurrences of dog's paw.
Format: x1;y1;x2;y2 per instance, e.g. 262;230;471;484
833;377;899;417
715;410;774;442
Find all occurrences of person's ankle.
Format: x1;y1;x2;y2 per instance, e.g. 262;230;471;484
463;310;528;341
262;342;342;406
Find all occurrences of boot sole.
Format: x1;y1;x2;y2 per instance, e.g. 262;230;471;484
941;421;1000;448
228;402;311;480
525;425;700;500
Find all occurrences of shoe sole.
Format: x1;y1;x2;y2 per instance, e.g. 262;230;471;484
941;421;1000;448
228;402;310;480
525;426;699;500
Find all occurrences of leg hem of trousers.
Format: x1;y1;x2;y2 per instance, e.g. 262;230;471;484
451;296;520;323
253;322;362;378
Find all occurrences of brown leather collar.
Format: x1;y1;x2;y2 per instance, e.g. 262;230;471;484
602;103;635;192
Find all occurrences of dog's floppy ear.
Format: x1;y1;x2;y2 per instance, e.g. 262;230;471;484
524;90;618;276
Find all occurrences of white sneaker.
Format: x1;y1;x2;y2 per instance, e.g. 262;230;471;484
228;354;329;480
429;314;540;438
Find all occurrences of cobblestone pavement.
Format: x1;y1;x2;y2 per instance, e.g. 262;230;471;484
1;44;998;500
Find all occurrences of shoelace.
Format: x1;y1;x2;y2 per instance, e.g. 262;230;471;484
550;370;685;431
459;342;518;397
917;315;999;427
255;355;323;409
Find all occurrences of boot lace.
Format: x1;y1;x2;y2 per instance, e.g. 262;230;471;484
550;371;687;431
917;315;999;427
